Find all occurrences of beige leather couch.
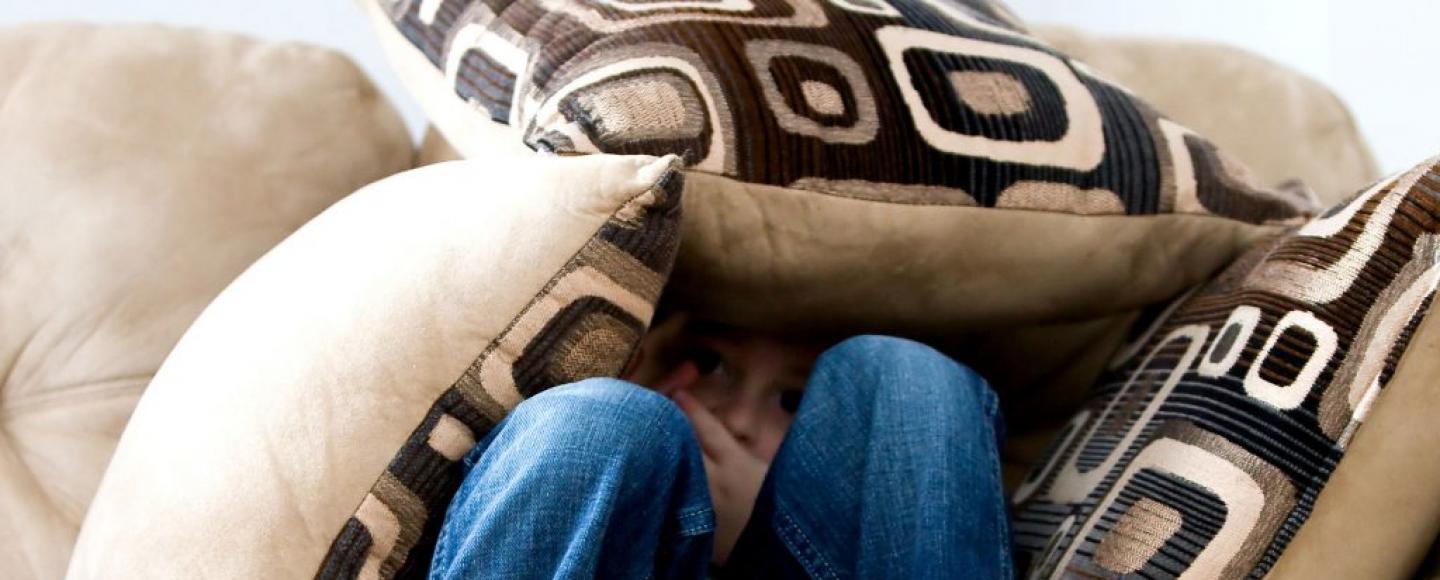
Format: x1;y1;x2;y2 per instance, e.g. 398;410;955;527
4;19;1427;579
0;23;412;578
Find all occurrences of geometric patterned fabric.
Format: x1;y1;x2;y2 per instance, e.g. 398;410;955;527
1012;157;1440;577
371;0;1309;222
317;171;683;579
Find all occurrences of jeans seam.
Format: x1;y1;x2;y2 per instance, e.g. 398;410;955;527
431;532;449;576
984;409;1014;580
992;480;1012;579
678;523;712;536
772;501;841;580
637;388;714;542
677;511;714;535
979;381;1013;579
675;506;709;518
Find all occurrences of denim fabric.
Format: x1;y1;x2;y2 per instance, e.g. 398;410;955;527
428;378;715;579
723;335;1012;580
429;335;1011;579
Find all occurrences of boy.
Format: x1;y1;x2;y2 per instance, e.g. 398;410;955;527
428;314;1012;579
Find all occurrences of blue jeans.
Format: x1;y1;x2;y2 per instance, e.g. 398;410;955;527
429;336;1012;579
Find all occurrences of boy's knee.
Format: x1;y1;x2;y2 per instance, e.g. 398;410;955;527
823;335;940;367
513;377;689;454
815;335;996;419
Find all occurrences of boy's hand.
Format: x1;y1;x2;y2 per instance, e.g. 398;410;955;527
674;390;768;566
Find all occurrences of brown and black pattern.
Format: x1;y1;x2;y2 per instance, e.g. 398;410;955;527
371;0;1309;222
316;167;683;580
1011;157;1440;578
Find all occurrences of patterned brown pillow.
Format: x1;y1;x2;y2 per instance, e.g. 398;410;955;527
364;0;1314;335
1011;156;1440;577
68;154;683;579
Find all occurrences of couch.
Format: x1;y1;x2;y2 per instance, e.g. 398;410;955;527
3;13;1434;580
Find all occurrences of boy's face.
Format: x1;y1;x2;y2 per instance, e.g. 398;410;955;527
624;314;824;461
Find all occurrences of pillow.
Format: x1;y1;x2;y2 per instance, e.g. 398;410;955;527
1034;25;1380;207
67;153;683;578
0;22;411;579
363;0;1314;335
1011;156;1440;578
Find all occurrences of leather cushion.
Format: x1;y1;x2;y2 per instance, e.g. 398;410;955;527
1036;25;1380;207
0;22;411;579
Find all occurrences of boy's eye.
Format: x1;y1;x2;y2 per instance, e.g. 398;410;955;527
686;346;723;376
780;390;804;414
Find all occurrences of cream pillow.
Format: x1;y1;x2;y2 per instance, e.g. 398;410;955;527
68;153;683;578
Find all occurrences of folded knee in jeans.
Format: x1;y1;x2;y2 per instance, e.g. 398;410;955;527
434;377;714;580
814;335;998;422
494;377;693;467
736;335;1012;579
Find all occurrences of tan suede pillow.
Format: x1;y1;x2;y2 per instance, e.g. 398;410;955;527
1036;25;1380;206
68;153;683;578
0;22;411;579
364;0;1314;337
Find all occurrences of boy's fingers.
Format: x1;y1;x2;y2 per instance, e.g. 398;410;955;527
701;454;718;485
675;390;741;460
655;360;699;397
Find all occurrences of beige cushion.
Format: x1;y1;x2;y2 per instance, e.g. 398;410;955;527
0;23;411;579
68;153;683;578
420;129;1277;338
1012;157;1440;577
367;0;1314;340
1036;25;1381;206
1268;296;1440;579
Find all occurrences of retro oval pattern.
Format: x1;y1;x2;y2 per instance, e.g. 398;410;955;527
373;0;1309;222
1011;158;1440;578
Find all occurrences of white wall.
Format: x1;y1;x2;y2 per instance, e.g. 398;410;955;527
0;1;430;140
3;0;1435;173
